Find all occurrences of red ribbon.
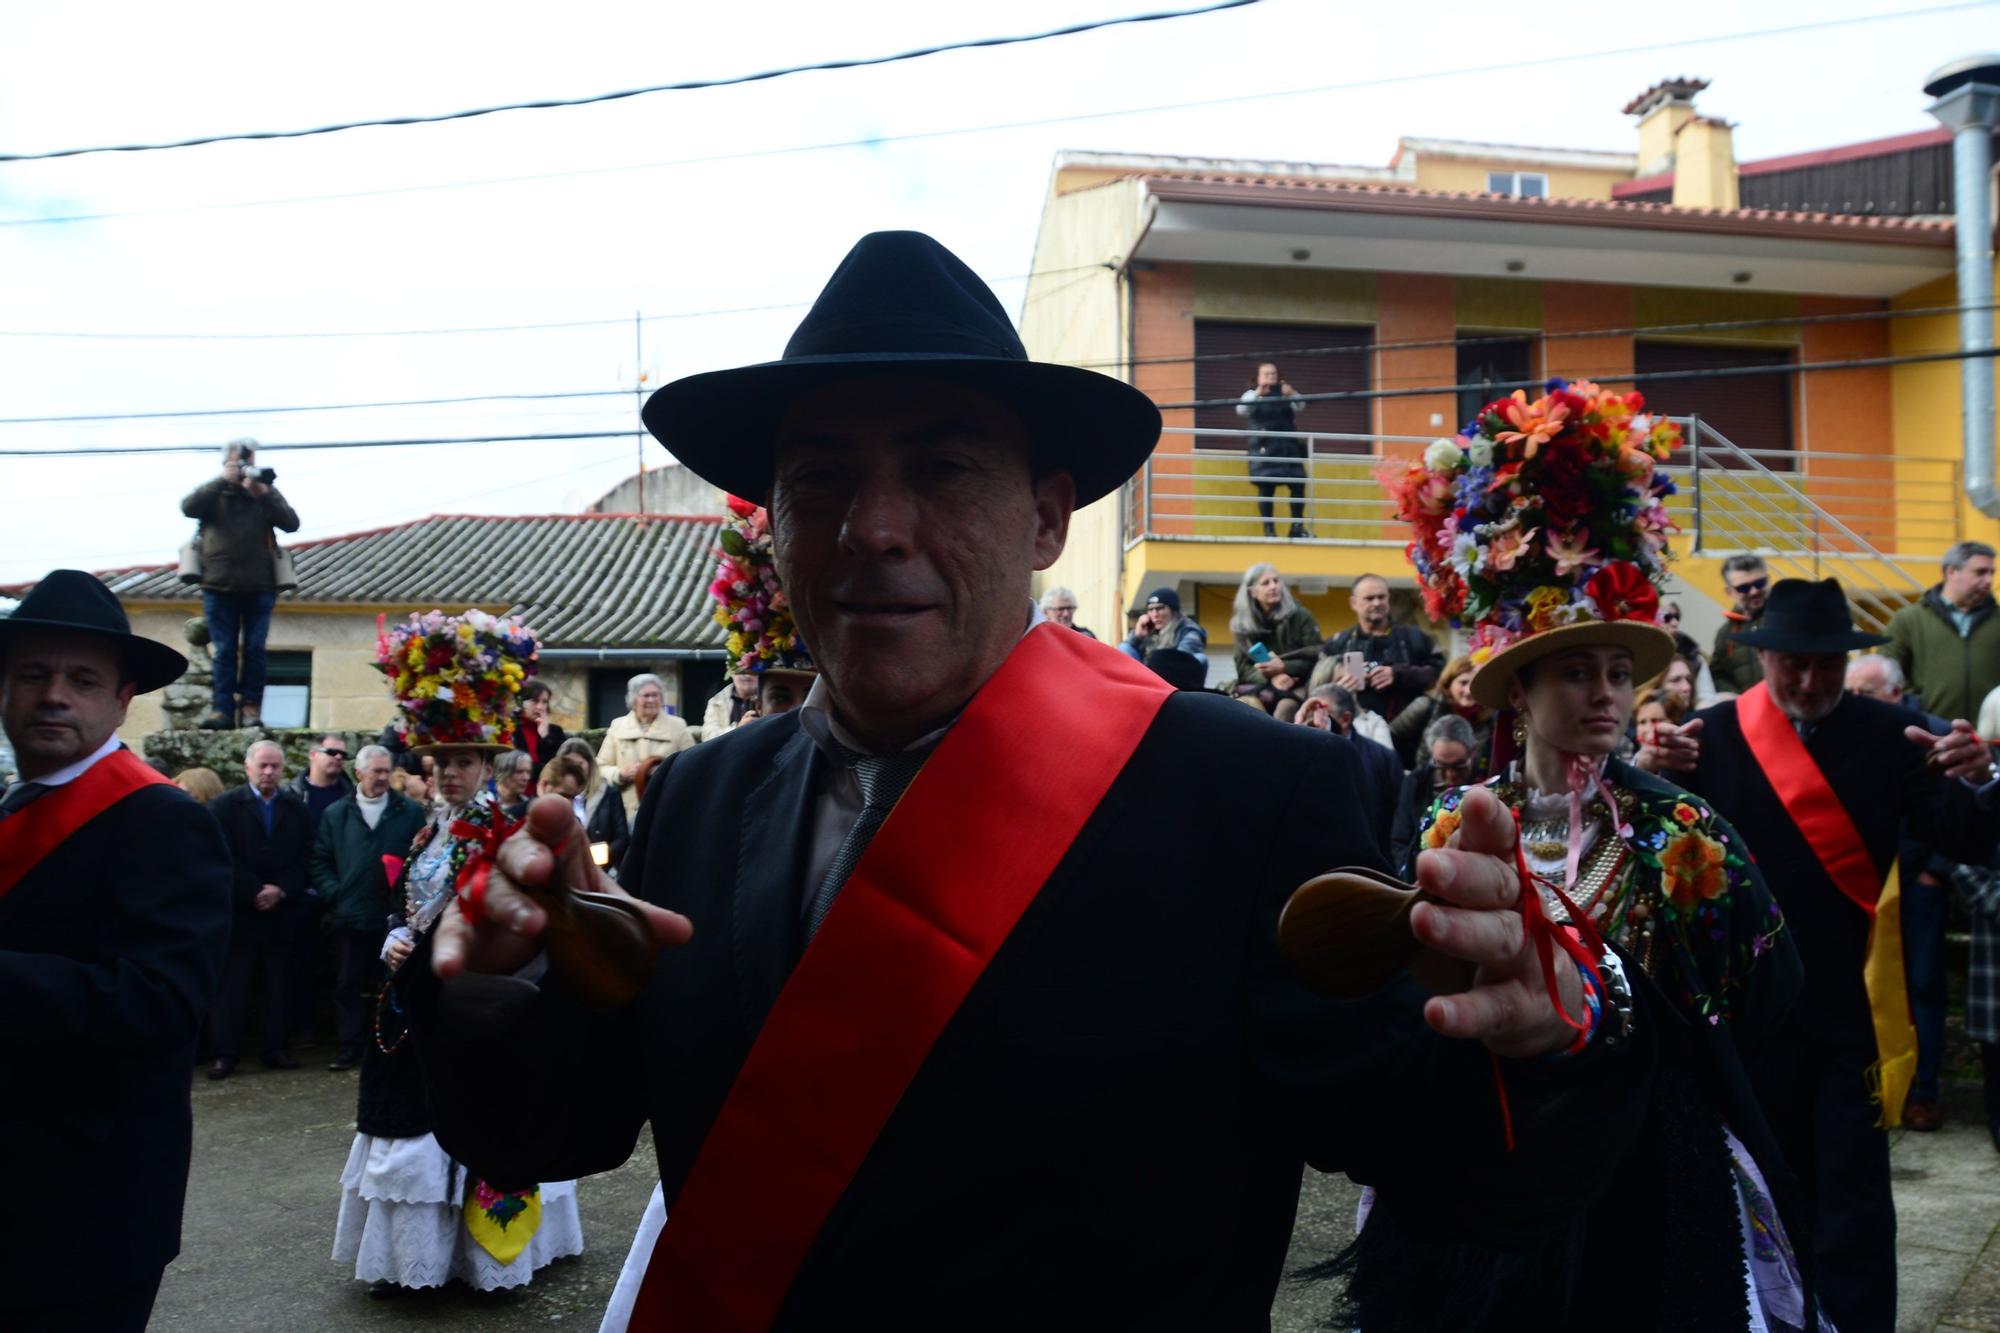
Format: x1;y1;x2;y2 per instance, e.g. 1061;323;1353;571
450;811;523;926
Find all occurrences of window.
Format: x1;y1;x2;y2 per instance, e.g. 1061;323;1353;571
1455;336;1534;433
262;651;312;728
1632;340;1796;470
1192;321;1372;456
1485;171;1548;199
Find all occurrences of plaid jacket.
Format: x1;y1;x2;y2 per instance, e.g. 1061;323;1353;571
1949;862;2000;1045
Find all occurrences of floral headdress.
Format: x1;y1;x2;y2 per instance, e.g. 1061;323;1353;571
1382;377;1682;707
710;495;813;676
373;608;540;752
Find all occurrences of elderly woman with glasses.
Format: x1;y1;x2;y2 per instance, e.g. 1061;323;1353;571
596;672;695;820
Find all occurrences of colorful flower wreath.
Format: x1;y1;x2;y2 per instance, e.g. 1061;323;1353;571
373;608;539;748
1381;377;1682;664
709;495;806;674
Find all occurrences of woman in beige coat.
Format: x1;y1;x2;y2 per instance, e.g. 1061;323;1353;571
596;672;694;819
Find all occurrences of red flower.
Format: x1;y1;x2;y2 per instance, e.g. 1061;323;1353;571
724;494;759;519
1586;561;1659;622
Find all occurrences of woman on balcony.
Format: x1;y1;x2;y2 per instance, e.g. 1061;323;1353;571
1229;563;1320;722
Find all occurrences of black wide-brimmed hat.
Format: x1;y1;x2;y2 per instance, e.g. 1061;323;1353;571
1731;577;1889;654
0;569;187;692
643;231;1163;506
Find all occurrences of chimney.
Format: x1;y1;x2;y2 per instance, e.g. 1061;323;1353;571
1672;117;1740;210
1624;77;1709;176
1924;55;2000;517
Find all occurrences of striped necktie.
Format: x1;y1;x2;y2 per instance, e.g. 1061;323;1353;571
802;745;929;940
0;781;48;822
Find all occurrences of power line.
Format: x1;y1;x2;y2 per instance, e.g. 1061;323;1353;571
0;388;633;425
0;1;1259;162
0;430;642;459
1154;345;2000;411
0;263;1102;340
2;2;1984;228
2;300;1985;428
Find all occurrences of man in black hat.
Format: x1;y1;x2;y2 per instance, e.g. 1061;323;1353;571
1638;576;2000;1333
402;232;1652;1327
0;569;232;1331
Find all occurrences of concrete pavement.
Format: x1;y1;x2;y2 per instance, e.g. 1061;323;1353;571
153;1060;2000;1330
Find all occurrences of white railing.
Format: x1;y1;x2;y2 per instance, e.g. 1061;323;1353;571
1125;418;1953;630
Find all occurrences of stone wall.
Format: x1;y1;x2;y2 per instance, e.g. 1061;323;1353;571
142;726;615;787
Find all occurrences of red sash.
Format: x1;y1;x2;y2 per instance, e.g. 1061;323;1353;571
0;748;176;901
1736;681;1882;915
627;624;1172;1330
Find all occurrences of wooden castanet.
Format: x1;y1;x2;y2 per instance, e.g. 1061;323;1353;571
524;884;659;1009
1275;866;1475;1001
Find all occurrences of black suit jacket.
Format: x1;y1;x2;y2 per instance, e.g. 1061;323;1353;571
0;780;231;1296
408;691;1650;1327
1345;730;1403;864
1678;692;1995;1036
210;783;312;941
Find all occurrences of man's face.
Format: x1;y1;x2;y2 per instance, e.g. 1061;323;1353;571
244;745;284;795
1351;578;1390;631
1256;364;1279;390
1428;739;1473;787
1762;651;1847;723
1145;598;1170;626
0;630;135;779
771;376;1072;743
1945;555;1995;609
356;755;393;798
309;737;347;784
1042;599;1077;628
1845;658;1902;704
1727;567;1769;615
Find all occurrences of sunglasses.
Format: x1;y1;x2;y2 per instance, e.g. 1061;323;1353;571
316;747;349;760
1730;577;1768;595
1661;612;1681;624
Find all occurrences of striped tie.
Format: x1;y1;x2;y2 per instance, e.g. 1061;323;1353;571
802;746;929;940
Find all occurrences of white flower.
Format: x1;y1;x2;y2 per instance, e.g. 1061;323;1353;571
1466;437;1495;468
1425;438;1465;472
1449;529;1483;576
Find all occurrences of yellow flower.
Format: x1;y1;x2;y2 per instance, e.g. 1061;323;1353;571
1525;586;1570;634
1422;809;1462;850
1661;828;1728;910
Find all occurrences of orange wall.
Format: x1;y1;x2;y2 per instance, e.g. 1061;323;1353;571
1374;272;1456;455
1797;295;1895;550
1132;263;1196;536
1539;282;1634;387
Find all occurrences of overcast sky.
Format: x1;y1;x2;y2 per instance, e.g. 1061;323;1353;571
0;0;1986;586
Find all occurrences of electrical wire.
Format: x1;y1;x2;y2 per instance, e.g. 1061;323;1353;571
0;430;641;459
1;300;1986;428
0;263;1104;340
1;1;1983;227
0;1;1260;162
1152;345;2000;411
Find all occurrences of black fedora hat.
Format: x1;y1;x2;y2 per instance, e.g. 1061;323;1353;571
1731;577;1889;655
0;569;187;693
642;231;1162;506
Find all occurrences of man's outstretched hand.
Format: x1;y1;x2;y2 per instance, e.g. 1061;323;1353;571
431;796;693;981
1410;786;1584;1060
1906;717;1995;784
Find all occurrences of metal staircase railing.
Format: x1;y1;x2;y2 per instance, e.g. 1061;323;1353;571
1679;416;1933;632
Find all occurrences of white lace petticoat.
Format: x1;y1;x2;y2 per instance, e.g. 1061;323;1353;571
331;1132;583;1290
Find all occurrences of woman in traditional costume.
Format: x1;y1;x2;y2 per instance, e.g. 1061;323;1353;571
1341;380;1823;1332
332;609;584;1298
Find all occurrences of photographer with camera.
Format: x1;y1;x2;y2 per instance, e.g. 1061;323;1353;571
181;438;300;729
1234;362;1310;538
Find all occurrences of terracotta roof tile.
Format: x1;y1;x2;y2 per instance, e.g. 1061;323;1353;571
7;512;726;650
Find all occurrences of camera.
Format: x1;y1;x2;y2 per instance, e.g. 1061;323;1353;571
241;463;278;484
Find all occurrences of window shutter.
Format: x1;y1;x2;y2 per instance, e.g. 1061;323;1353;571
1193;321;1372;455
1632;341;1794;471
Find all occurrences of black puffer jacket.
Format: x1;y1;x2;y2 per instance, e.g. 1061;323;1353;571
180;478;300;593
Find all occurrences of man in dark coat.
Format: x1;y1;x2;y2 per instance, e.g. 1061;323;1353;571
179;438;300;729
402;233;1652;1328
1640;577;2000;1333
1320;573;1445;744
207;737;312;1077
310;742;426;1070
0;570;231;1331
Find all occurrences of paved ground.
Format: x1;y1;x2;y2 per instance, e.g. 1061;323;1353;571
155;1059;2000;1331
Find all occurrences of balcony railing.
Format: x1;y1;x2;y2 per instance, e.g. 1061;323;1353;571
1125;418;1954;630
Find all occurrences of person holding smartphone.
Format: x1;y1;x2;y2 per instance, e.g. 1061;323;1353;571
1229;563;1320;721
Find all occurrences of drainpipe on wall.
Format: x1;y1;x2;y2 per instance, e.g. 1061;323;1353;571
1926;56;2000;515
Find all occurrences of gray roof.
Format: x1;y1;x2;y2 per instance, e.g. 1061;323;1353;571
27;513;727;650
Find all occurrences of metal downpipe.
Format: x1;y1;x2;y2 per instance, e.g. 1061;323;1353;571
1926;57;2000;515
